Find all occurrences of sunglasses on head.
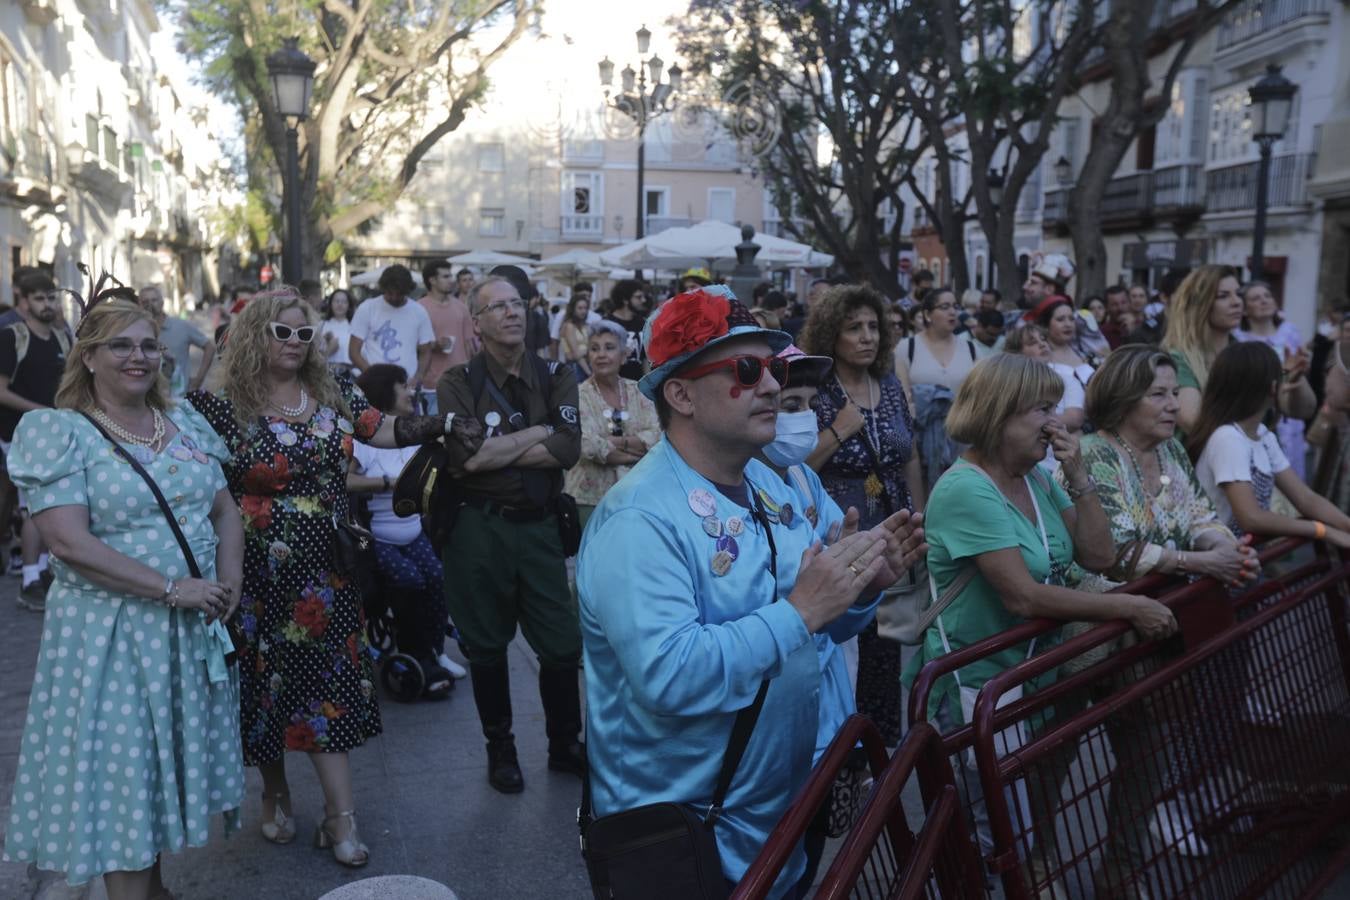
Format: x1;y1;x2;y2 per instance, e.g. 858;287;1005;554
677;354;790;396
268;322;316;344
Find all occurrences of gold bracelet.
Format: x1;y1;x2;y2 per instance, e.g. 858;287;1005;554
1313;521;1327;540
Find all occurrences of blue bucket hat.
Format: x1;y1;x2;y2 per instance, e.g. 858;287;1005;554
637;284;791;401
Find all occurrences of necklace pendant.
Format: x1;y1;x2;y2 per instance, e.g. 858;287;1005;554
863;472;883;499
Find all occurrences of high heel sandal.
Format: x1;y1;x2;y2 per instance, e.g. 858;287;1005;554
259;792;296;844
314;810;370;867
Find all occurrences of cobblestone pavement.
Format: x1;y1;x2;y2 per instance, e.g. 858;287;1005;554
2;571;1347;900
0;574;593;900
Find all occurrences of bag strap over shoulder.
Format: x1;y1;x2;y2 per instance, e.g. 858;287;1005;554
78;411;202;580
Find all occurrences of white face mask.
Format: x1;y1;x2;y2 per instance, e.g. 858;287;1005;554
763;410;819;468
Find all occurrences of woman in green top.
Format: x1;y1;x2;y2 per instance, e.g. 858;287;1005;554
910;354;1175;854
1164;265;1314;434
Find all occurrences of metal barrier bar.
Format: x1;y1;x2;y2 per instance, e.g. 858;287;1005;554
972;549;1350;899
903;537;1329;897
732;715;891;900
814;721;984;900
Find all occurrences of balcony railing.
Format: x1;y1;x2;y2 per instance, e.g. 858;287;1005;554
1151;164;1205;209
1216;0;1330;51
644;216;691;235
560;213;604;239
1206;153;1313;213
1102;172;1153;219
1083;0;1198;67
1042;163;1203;226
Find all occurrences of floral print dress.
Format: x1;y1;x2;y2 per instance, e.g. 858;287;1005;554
190;378;385;764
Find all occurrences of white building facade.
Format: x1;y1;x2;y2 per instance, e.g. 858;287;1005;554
0;0;230;312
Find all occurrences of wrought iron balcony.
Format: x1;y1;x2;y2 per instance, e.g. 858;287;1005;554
1206;153;1313;213
1216;0;1330;52
1041;164;1202;230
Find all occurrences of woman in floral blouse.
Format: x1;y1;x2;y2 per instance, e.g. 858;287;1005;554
1043;345;1258;896
564;321;659;530
191;290;481;868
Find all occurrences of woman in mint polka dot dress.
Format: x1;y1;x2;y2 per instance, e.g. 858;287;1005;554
2;298;245;900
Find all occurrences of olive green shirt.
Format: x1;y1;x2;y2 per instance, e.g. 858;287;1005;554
437;350;580;508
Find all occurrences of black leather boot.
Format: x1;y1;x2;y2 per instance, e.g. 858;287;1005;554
470;662;524;793
539;663;586;777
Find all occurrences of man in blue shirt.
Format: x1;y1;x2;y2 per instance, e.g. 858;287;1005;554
577;288;925;897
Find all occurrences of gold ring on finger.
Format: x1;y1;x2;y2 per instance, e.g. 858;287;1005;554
848;564;860;576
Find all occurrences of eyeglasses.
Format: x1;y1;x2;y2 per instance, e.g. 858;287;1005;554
475;298;527;317
103;338;163;359
268;322;316;343
609;409;625;436
932;302;956;311
678;354;790;390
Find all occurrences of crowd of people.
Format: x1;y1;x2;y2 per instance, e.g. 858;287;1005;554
1;252;1348;900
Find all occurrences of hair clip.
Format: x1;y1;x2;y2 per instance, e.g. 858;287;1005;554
66;263;140;335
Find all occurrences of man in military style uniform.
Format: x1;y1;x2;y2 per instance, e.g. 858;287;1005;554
436;274;584;793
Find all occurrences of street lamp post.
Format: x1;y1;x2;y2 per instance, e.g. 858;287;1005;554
1248;64;1297;282
598;25;682;241
987;168;1005;289
266;37;316;284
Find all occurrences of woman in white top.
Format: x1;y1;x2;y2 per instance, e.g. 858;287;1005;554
1235;280;1309;478
1032;297;1094;432
347;364;466;699
894;287;984;405
1005;324;1084;473
1188;342;1350;547
321;289;355;375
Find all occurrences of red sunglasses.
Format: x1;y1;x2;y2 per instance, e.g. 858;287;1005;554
677;354;790;396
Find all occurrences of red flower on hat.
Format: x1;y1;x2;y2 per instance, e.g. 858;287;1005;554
648;290;732;367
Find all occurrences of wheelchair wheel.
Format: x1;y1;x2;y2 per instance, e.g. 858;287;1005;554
381;652;425;702
367;608;396;654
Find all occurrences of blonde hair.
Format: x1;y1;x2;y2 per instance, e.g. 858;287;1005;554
960;288;983;312
55;300;172;413
945;354;1064;457
216;287;347;425
1162;264;1239;388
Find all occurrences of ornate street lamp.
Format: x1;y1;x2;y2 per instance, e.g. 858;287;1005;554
1248;64;1297;282
266;37;316;283
598;25;683;241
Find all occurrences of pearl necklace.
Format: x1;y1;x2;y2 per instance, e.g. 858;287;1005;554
270;386;309;418
92;406;165;449
1110;429;1171;491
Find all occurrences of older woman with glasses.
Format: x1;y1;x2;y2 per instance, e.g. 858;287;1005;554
565;321;659;530
190;289;481;868
3;293;243;900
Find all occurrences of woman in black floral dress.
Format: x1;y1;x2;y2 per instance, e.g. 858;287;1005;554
191;290;481;867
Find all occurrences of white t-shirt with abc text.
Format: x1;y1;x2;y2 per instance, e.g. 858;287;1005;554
350;295;435;383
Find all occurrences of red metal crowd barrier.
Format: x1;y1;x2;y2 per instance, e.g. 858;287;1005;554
733;716;984;900
905;537;1350;899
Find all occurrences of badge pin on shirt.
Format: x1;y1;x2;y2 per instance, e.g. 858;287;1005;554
485;410;502;437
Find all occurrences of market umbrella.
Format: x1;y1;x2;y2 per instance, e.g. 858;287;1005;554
349;266;426;288
445;249;538;274
536;249;609;280
598;221;833;270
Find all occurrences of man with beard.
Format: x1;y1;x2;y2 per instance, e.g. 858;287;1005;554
0;272;69;610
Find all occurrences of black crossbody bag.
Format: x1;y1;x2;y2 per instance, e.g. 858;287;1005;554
578;493;778;899
80;412;244;665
